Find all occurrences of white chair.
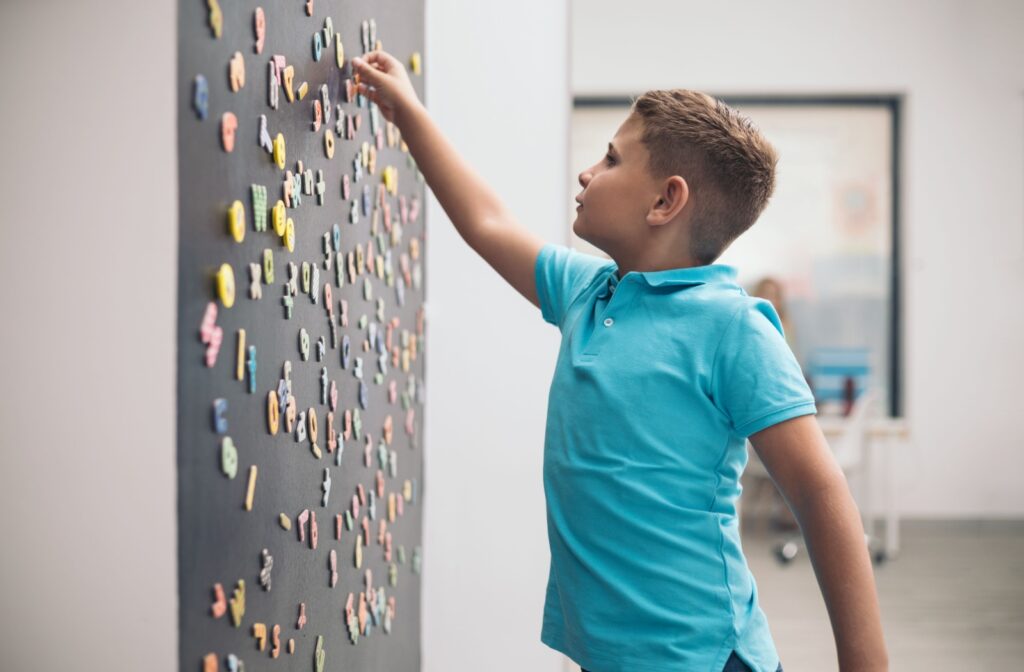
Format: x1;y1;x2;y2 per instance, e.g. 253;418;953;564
743;389;879;565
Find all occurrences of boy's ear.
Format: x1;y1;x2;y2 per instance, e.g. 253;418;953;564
647;175;689;227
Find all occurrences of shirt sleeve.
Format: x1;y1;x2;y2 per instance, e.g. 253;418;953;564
710;299;817;438
534;243;614;329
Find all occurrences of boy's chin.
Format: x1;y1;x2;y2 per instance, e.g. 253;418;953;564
571;216;586;239
571;223;612;256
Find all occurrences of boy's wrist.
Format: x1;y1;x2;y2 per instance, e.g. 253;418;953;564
394;97;427;132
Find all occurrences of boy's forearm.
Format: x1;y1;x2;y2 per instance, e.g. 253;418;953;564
395;102;512;244
795;477;889;671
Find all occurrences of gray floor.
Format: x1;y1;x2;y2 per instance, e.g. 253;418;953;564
742;517;1024;671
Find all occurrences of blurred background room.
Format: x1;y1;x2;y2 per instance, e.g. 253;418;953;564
1;1;1021;670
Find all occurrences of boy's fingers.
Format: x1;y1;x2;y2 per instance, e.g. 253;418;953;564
364;50;391;64
352;57;387;85
356;82;381;105
358;52;388;72
366;49;402;73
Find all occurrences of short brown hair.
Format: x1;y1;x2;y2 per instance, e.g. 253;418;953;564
631;90;778;265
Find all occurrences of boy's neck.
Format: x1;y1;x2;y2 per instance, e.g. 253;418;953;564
612;249;704;279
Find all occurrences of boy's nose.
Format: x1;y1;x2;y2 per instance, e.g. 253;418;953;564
578;170;592;188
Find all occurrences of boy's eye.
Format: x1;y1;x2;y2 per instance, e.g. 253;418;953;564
604;154;615;165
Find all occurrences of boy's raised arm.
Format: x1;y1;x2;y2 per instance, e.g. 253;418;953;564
352;51;546;309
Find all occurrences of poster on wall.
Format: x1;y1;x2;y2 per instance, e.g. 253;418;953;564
176;1;426;669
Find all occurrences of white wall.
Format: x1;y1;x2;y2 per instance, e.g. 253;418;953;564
0;0;178;669
423;1;569;671
572;0;1024;518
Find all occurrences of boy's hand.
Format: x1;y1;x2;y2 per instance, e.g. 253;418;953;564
351;51;421;125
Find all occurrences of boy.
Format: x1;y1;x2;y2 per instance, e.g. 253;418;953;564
352;52;889;672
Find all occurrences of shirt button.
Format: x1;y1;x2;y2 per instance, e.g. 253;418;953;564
603;317;614;327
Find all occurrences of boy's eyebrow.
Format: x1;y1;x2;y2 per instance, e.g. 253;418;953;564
607;142;619;157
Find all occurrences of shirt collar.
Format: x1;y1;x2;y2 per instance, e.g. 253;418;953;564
613;263;739;288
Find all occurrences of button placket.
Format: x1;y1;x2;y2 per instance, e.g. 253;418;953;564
581;279;633;357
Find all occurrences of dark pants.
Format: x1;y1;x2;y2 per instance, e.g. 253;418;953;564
582;650;783;672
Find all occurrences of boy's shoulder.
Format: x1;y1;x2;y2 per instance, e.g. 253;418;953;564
649;286;791;377
663;280;784;337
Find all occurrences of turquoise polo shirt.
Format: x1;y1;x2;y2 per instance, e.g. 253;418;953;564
534;243;816;672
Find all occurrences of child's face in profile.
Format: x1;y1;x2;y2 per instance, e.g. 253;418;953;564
573;113;659;256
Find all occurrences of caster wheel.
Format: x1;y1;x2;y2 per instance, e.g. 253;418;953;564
873;550;888;565
773;541;798;565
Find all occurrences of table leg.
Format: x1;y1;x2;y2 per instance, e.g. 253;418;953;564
862;431;876;546
884;433;900;558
